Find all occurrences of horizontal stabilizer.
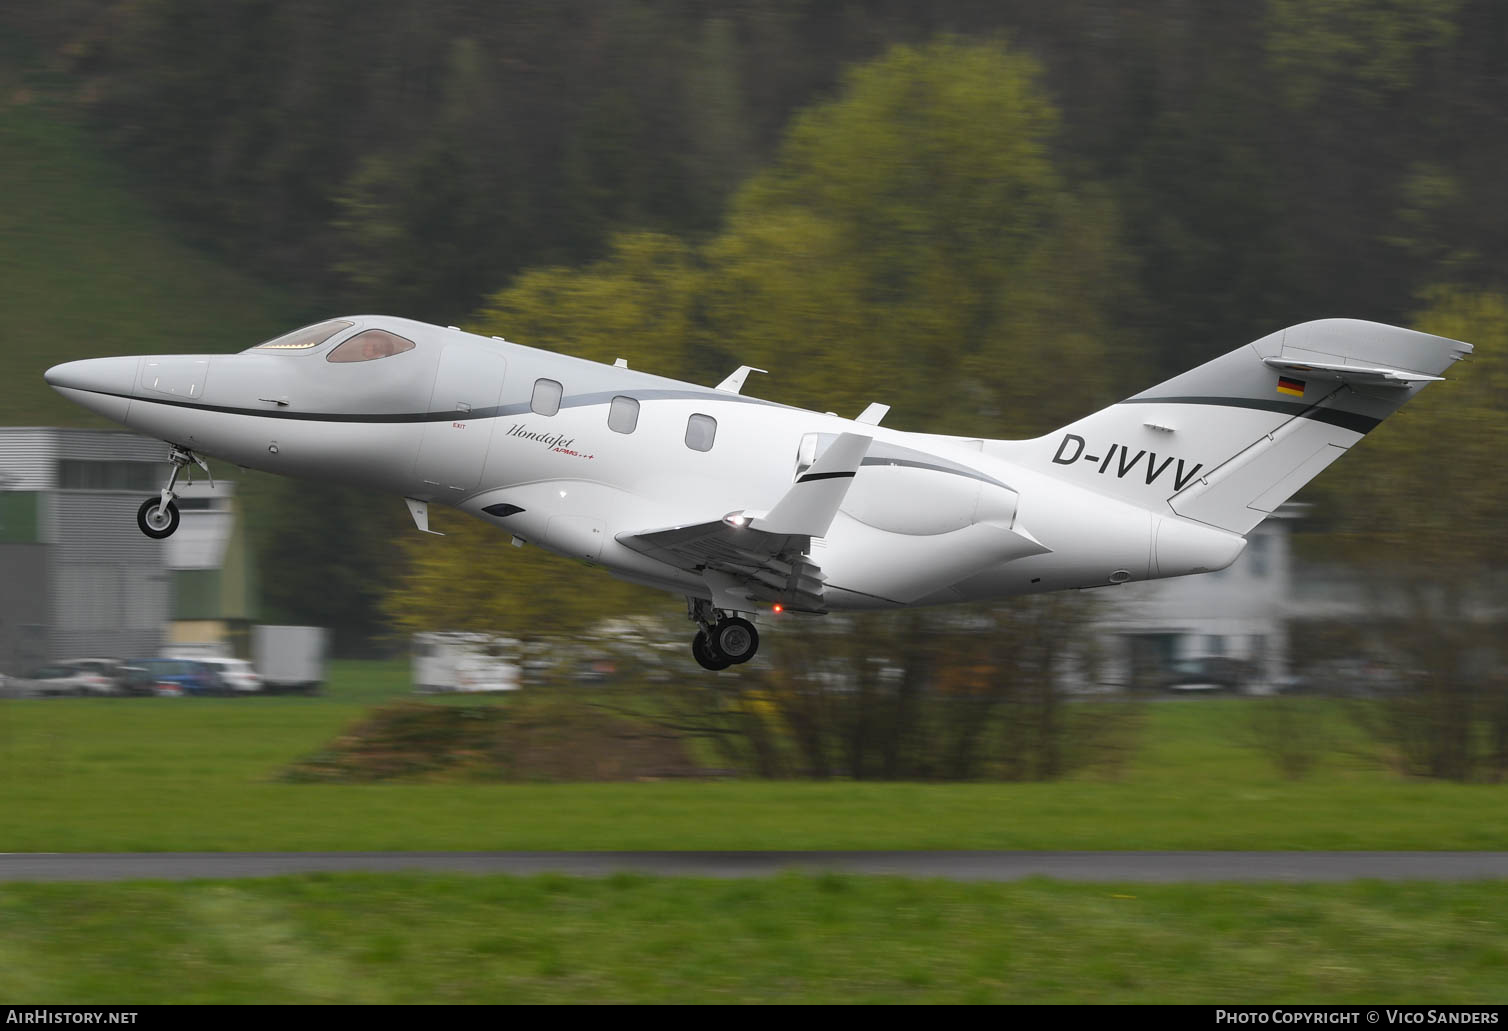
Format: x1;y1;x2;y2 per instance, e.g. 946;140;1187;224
1261;356;1442;388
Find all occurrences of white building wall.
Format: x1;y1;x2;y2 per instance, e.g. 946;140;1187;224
0;429;59;490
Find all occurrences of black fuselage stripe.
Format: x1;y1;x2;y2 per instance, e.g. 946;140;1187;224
797;471;857;483
75;387;1011;489
1120;396;1381;434
73;387;778;424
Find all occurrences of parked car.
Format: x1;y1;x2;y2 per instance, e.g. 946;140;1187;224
196;657;263;694
122;658;223;696
10;662;119;696
1163;656;1255;692
58;658;135;693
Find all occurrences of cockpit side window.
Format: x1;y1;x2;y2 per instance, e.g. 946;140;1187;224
326;329;416;363
249;320;353;352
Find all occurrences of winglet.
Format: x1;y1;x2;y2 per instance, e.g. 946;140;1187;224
748;432;871;537
716;366;768;393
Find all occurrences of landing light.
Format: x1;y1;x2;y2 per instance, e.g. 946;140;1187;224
723;511;748;528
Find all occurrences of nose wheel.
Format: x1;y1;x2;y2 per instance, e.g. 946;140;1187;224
136;445;210;539
687;598;760;671
137;497;180;539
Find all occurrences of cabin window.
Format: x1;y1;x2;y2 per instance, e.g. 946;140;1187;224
248;319;353;352
685;413;717;452
608;395;640;434
531;378;563;416
326;328;416;363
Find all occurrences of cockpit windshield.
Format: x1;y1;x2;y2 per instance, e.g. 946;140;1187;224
247;320;354;352
327;329;416;363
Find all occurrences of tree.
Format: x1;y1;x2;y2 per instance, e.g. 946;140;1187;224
1311;289;1508;780
383;504;662;642
386;38;1131;651
699;37;1131;437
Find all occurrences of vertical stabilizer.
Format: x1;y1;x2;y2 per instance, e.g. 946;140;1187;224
990;319;1471;534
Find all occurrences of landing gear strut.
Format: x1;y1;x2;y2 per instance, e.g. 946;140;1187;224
137;445;210;540
687;597;760;671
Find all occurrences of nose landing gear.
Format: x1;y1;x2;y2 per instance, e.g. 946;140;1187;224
688;597;760;671
136;446;210;539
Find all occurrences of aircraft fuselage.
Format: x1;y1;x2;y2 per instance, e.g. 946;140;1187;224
46;316;1238;613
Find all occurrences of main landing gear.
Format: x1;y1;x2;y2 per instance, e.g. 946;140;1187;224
687;597;760;671
136;446;210;540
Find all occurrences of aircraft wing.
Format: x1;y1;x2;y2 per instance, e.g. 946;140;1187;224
616;432;872;613
616;519;829;612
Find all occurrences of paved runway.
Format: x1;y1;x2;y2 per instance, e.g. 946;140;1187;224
2;851;1506;883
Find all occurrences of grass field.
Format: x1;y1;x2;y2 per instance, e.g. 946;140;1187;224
1;874;1504;1003
0;663;1504;852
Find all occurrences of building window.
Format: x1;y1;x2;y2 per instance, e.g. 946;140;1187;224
531;378;563;416
685;413;717;452
607;396;640;434
58;460;161;492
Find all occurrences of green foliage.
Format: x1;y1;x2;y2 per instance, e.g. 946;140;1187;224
1303;290;1508;781
248;478;411;656
284;698;707;783
470;37;1128;437
1267;0;1461;108
472;232;701;373
702;38;1129;435
383;504;665;640
0;103;299;428
1324;289;1508;571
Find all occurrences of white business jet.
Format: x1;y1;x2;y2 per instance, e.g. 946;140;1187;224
44;317;1470;669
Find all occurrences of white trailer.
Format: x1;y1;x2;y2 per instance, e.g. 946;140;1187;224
252;625;328;695
412;633;520;693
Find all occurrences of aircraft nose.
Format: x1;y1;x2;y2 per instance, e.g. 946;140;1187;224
45;357;138;395
44;356;141;424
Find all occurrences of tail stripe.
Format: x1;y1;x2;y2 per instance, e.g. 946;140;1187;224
1120;395;1381;434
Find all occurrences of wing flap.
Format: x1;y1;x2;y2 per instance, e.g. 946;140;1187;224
617;519;829;613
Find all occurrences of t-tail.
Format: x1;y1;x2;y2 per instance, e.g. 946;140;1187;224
997;319;1472;535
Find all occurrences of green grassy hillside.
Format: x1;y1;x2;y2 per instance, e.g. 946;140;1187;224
0;96;300;427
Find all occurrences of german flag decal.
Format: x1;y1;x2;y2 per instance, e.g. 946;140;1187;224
1276;376;1306;397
